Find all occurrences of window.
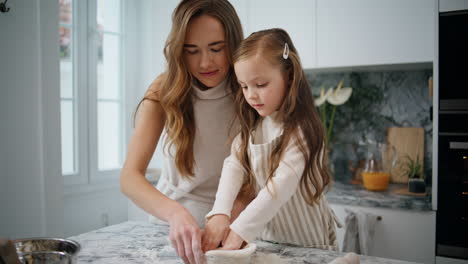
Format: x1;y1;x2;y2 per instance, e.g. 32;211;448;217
59;0;125;185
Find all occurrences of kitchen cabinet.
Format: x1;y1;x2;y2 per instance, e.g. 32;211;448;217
150;0;433;69
148;0;316;69
242;0;317;69
330;203;436;264
439;0;468;12
316;0;434;68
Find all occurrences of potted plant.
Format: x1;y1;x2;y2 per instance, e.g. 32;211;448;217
314;80;353;176
402;155;426;193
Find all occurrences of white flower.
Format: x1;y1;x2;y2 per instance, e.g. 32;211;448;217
315;87;333;106
327;80;353;106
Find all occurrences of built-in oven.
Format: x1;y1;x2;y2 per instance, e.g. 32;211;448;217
437;6;468;260
437;113;468;259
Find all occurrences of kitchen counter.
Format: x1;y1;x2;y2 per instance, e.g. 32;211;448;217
326;182;432;211
145;174;431;213
142;170;431;216
69;221;421;264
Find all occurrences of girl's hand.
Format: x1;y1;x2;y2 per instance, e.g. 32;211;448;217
167;208;205;264
202;214;230;252
218;230;245;250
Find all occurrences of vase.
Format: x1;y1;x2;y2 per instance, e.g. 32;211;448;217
408;178;426;193
362;171;390;191
325;148;335;178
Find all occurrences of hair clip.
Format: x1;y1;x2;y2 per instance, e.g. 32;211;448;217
282;43;289;59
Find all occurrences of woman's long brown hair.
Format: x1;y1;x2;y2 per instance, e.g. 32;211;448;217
233;28;330;205
136;0;243;178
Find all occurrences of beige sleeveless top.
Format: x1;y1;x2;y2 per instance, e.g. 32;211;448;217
152;79;237;227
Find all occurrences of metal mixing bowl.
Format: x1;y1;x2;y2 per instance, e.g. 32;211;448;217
14;238;80;264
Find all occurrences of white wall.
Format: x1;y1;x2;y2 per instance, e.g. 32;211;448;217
63;188;128;237
0;0;64;238
137;0;178;171
0;0;129;238
124;0;174;220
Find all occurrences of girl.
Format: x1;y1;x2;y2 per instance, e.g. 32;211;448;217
203;28;341;252
120;1;247;263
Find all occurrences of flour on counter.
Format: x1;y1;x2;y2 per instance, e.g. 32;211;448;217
252;252;287;264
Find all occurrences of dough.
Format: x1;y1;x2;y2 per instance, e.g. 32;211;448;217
328;252;360;264
205;243;256;264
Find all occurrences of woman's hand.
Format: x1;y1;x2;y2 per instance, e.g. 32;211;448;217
202;214;230;252
167;208;205;264
218;230;244;250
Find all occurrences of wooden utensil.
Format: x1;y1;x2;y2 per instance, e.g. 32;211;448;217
393;187;427;197
0;238;21;264
386;127;425;183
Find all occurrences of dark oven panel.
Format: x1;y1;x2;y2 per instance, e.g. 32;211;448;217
437;134;468;259
439;113;468;134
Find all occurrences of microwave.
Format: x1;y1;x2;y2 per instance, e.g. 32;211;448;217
439;10;468;110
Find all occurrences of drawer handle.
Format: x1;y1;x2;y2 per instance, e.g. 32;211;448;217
449;142;468;150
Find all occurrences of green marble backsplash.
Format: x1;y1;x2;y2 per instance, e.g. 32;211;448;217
305;68;433;184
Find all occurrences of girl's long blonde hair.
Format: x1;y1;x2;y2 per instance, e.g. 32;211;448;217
233;28;330;205
139;0;243;178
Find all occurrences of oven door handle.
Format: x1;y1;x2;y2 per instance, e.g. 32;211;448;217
449;141;468;149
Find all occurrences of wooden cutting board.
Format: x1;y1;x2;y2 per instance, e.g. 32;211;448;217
386;127;425;183
393;187;427;197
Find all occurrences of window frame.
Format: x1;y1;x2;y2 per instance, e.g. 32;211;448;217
61;0;127;187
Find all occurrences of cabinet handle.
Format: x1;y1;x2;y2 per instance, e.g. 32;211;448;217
449;142;468;150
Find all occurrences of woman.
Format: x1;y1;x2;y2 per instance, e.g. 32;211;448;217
120;1;245;264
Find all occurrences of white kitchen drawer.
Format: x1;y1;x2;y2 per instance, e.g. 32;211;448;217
330;203;436;264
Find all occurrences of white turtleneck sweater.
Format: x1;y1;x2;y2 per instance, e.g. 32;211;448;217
206;114;341;249
151;79;237;227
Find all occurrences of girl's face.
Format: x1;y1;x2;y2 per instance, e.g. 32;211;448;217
235;56;288;117
183;15;230;88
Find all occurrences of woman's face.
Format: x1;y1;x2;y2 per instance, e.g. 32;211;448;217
183;15;230;88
